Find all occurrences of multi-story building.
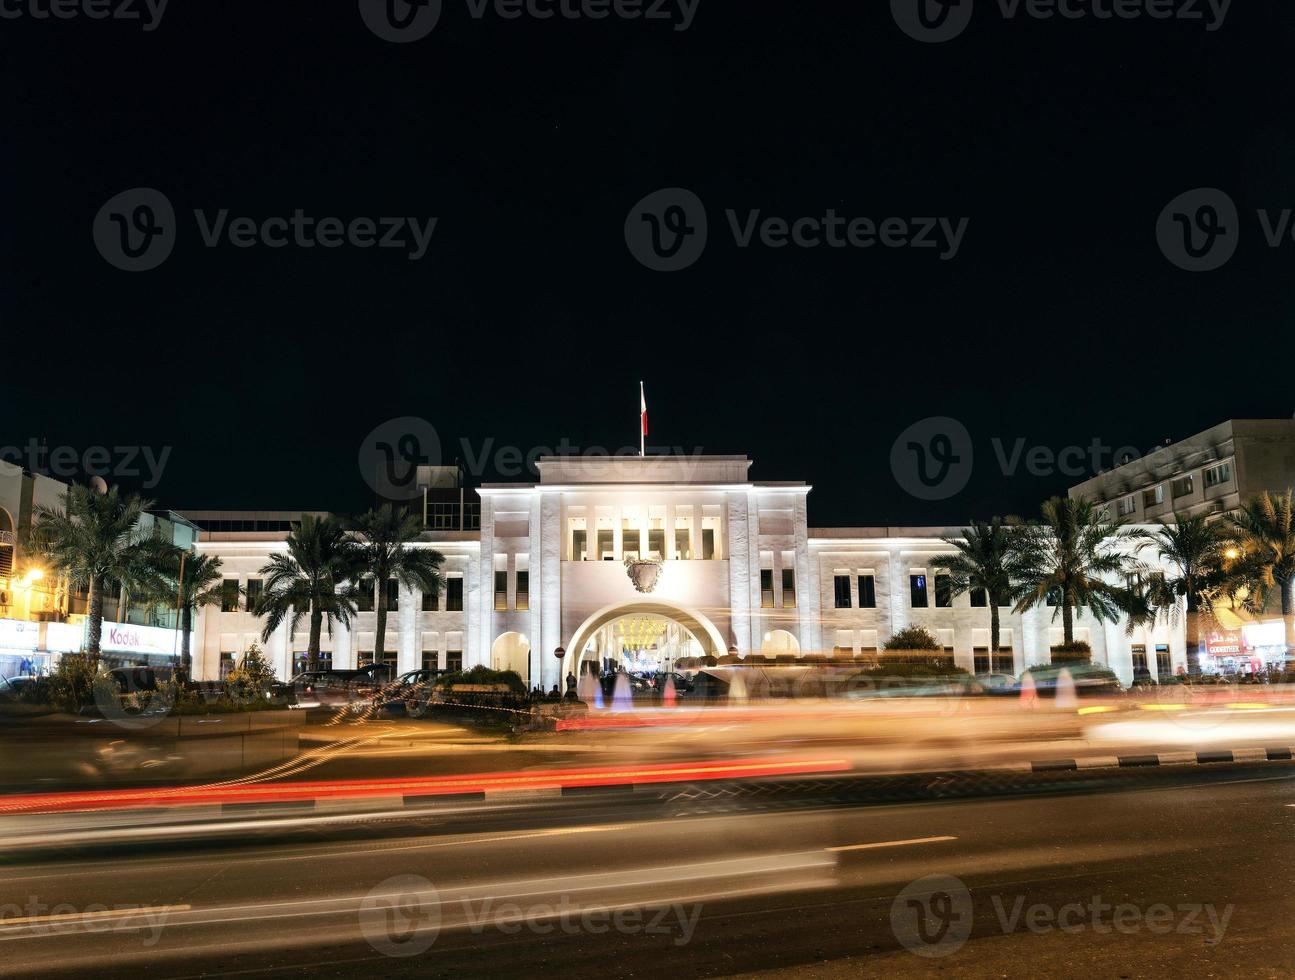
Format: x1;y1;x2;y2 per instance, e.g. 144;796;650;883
1068;419;1295;523
191;453;1186;687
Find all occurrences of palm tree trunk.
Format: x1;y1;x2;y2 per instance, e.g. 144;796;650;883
308;604;323;673
990;604;1001;661
1061;590;1075;647
86;574;104;665
1185;593;1202;676
180;604;193;680
374;583;388;667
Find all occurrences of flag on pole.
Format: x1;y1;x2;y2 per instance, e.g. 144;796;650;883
639;381;647;456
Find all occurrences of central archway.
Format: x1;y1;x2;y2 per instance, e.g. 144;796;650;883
563;601;726;678
490;632;531;680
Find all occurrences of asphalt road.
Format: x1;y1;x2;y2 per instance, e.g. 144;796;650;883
3;767;1294;978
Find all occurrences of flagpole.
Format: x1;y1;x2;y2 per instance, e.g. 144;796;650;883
639;381;645;457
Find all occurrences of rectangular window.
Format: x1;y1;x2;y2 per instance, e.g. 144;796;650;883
781;569;796;608
516;570;529;611
1142;485;1165;508
992;650;1014;673
910;574;929;608
834;574;851;609
858;574;876;608
647;529;665;560
298;651;334;673
674;528;691;560
973;648;990;675
245;578;263;611
356;579;374;613
760;569;775;608
1046;587;1061;607
422;650;439;671
494;570;508;611
381;649;398;671
422;587;439;612
357;650;373;667
935;574;953;608
597;529;615;561
1155;644;1172;681
445;649;463;672
622;522;640;562
386;578;399;611
701;528;716;560
1204;462;1232;489
571;529;588;562
1131;644;1149;680
1116;495;1136;518
219;651;235;679
221;579;240;613
969;587;988;608
1171;475;1194;498
445;578;463;612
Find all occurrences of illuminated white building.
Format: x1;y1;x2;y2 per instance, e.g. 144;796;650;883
190;454;1187;687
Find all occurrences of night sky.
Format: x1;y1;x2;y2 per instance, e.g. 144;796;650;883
5;1;1295;526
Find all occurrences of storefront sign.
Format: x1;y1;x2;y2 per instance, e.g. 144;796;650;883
101;622;179;657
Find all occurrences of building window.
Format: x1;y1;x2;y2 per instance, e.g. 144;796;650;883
422;650;439;671
622;521;641;562
297;651;334;673
445;577;463;612
781;568;796;608
858;574;876;608
1131;644;1149;681
993;649;1014;673
516;570;529;611
935;574;953;608
245;578;263;612
422;588;439;612
356;579;375;612
571;528;588;562
674;528;691;560
1142;485;1165;508
910;574;929;608
760;569;775;608
386;579;400;611
701;528;716;560
647;528;665;560
1155;644;1172;681
219;651;235;679
969;587;987;608
446;649;463;672
1171;475;1194;498
494;570;508;611
973;647;990;675
1204;462;1232;489
834;574;851;609
357;651;373;667
597;529;615;561
1116;495;1136;518
221;579;240;613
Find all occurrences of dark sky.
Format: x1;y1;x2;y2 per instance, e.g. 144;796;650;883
5;1;1295;526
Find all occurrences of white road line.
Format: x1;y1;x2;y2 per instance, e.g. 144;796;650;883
826;835;957;852
0;904;190;928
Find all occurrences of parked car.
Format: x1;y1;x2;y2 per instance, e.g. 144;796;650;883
0;675;38;702
284;663;398;708
106;666;178;694
379;668;442;717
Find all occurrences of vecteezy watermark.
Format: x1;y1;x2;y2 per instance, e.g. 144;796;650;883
891;0;1231;44
1155;186;1295;272
0;439;171;489
360;874;702;956
625;187;970;272
891;873;1235;957
359;416;706;498
359;0;699;43
0;897;174;947
93;188;438;271
0;0;170;31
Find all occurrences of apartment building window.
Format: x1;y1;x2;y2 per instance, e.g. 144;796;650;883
422;587;439;611
834;574;851;609
1155;644;1172;681
220;579;240;613
1171;475;1194;498
969;587;988;608
386;579;400;611
356;579;375;612
1116;495;1136;518
910;574;929;608
760;569;775;608
245;578;263;612
782;569;796;608
1204;462;1232;489
516;570;529;611
446;649;463;672
445;577;463;612
1142;485;1165;508
935;574;953;608
494;570;508;611
858;574;876;608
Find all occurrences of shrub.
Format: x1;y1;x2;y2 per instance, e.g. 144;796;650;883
225;642;278;705
1050;641;1092;664
434;665;527;694
884;626;941;651
44;654;101;713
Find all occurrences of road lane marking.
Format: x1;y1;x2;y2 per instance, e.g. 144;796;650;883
0;904;190;928
827;835;957;852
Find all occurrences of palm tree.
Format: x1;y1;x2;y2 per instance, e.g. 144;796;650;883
254;515;361;674
350;505;446;669
145;549;226;680
1130;513;1230;675
30;485;170;662
930;518;1026;656
1227;490;1295;664
1012;497;1137;648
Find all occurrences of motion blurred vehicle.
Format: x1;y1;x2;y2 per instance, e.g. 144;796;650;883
284;663;397;708
974;672;1020;696
1021;663;1123;698
845;674;988;701
0;675;38;702
380;668;442;717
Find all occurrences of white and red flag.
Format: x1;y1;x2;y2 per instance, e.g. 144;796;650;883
639;381;648;455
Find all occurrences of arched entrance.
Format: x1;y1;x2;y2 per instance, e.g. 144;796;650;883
564;601;726;678
761;629;800;655
490;632;531;680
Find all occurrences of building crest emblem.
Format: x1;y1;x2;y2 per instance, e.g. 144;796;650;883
624;557;664;594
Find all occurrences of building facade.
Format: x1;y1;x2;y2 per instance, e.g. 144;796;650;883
191;453;1186;687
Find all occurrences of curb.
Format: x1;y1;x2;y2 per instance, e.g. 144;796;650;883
1024;746;1292;773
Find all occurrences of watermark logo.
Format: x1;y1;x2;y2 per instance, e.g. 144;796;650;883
891;0;974;43
1157;187;1238;272
360;875;442;957
359;0;443;43
93;187;175;272
891;417;973;501
0;0;170;31
359;416;443;500
0;897;174;947
0;440;171;489
891;874;974;957
625;188;708;272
